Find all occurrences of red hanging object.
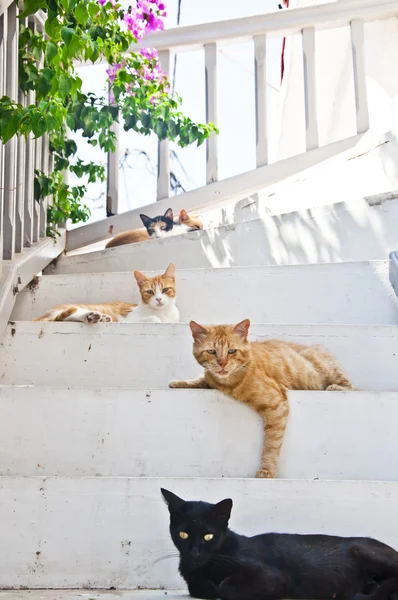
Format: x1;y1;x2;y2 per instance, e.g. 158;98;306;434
281;0;290;82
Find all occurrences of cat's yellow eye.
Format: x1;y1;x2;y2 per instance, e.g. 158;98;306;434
179;531;189;540
145;290;155;295
228;349;236;354
204;534;214;542
206;349;216;355
162;288;170;293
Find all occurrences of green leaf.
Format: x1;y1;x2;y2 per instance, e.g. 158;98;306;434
45;17;62;39
75;3;89;25
66;114;75;130
88;2;99;18
1;114;20;143
58;74;71;99
45;42;58;64
19;0;46;18
37;75;52;97
61;27;74;47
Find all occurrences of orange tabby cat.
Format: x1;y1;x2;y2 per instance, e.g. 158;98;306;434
105;208;203;249
33;263;179;324
169;319;356;478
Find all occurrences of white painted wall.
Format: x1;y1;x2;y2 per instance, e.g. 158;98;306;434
54;198;398;274
13;261;398;325
1;477;398;588
1;322;397;390
0;387;397;481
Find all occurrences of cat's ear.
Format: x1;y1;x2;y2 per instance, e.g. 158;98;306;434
134;270;148;287
164;208;173;220
140;214;152;228
179;208;189;223
233;319;250;340
211;498;233;524
161;488;185;513
163;263;175;280
190;321;209;343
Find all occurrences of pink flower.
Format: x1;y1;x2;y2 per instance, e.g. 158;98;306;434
106;62;125;83
140;47;158;60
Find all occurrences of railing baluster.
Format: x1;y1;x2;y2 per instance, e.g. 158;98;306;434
157;49;170;200
40;132;49;237
0;10;6;274
302;26;319;151
15;86;27;253
33;135;42;243
350;19;369;134
24;88;35;247
254;34;268;168
31;18;41;243
205;42;218;183
2;1;18;260
107;84;120;216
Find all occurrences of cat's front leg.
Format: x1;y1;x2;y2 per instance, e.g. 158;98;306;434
169;377;209;389
140;316;162;323
218;565;278;600
253;390;289;479
187;578;219;599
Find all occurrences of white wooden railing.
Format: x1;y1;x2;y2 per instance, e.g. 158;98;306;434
0;1;53;272
0;1;64;337
67;0;398;251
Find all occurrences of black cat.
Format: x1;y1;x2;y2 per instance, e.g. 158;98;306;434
161;488;398;600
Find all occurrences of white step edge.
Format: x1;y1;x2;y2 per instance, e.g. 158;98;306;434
0;388;397;481
1;323;397;390
48;198;398;274
0;593;187;600
1;477;398;588
13;261;398;325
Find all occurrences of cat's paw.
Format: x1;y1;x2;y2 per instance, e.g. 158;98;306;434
169;379;185;388
141;316;162;323
99;314;112;323
85;311;103;324
256;467;276;479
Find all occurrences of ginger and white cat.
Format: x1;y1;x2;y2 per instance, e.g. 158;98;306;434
170;319;356;479
33;263;179;324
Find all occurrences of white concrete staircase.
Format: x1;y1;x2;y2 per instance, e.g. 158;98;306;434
0;236;398;597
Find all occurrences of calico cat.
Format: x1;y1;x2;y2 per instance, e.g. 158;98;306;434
105;208;203;248
169;319;355;478
33;263;179;324
161;488;398;600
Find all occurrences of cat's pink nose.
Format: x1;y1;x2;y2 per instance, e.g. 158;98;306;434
156;297;162;304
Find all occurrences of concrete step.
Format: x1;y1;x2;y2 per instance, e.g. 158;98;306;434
0;594;186;600
1;477;398;588
1;323;397;390
47;198;398;274
0;387;397;481
13;261;398;325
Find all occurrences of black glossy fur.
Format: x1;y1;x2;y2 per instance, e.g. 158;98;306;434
140;208;174;237
161;488;398;600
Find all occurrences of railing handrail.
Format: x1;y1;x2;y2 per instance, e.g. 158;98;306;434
0;0;14;18
132;0;398;52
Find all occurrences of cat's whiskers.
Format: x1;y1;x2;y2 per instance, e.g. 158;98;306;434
151;552;180;566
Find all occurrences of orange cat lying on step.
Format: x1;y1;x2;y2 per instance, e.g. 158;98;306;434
106;208;203;248
170;319;356;478
33;264;179;324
